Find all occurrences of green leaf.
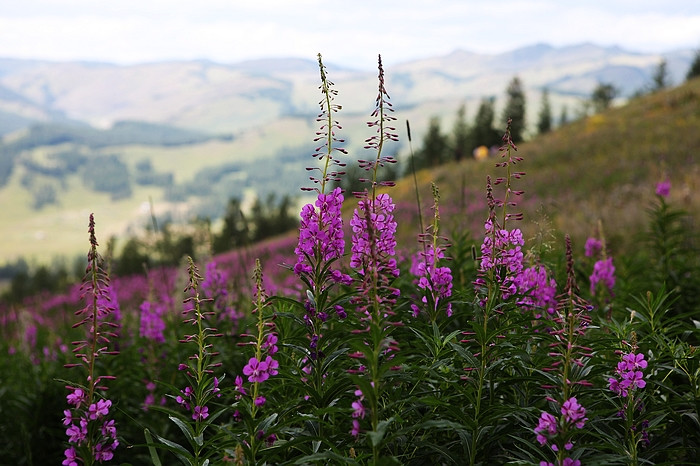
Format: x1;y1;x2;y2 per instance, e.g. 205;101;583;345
169;415;197;447
144;429;163;466
367;417;394;448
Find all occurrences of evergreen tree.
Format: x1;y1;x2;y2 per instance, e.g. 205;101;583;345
537;88;552;135
652;59;671;91
686;49;700;81
452;103;472;162
559;104;569;127
591;82;618;113
213;197;250;254
502;76;526;142
471;97;501;149
418;116;449;168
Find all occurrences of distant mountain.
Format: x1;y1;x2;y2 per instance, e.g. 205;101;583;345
0;43;694;137
0;43;696;265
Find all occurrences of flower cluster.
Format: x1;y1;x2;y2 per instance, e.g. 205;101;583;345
139;300;166;343
410;244;454;317
655;179;671;197
609;351;647;397
294;187;350;285
590;256;615;295
515;264;557;318
350;193;399;276
63;215;119;464
63;388;119;464
476;218;525;299
584;237;602;258
534;397;587;461
350;192;400;315
410;185;454;318
350;388;366;438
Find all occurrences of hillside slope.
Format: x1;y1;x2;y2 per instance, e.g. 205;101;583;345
389;77;700;254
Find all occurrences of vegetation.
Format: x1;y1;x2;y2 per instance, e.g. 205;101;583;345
0;53;699;466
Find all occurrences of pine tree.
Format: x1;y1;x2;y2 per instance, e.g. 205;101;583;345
591;82;618;113
213;197;249;253
559;104;569;127
471;97;500;148
452;103;472;161
502;76;526;142
419;116;449;168
686;49;700;81
537;88;552;135
652;59;671;91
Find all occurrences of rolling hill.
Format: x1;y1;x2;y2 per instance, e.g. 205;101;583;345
0;43;696;266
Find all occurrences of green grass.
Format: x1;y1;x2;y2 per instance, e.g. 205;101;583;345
1;78;698;266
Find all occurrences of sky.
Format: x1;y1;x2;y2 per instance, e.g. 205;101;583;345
1;0;699;70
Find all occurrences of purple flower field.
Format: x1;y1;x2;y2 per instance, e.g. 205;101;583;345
1;55;699;466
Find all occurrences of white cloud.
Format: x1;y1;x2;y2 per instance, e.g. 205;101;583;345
0;1;698;68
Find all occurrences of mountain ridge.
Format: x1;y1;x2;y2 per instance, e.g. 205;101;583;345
0;42;694;136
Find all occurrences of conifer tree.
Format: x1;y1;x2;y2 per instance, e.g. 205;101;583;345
652;59;671;91
502;76;526;142
452;103;472;161
471;97;501;149
686;49;700;81
537;88;552;135
419;116;449;168
591;82;617;113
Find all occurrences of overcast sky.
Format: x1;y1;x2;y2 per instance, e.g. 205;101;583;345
1;0;699;70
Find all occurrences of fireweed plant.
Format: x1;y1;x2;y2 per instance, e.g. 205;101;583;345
346;54;403;463
62;214;120;465
534;236;593;466
0;55;696;465
147;257;225;465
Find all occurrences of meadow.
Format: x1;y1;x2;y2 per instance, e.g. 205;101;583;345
0;54;699;466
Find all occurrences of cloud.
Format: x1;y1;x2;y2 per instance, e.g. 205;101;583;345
0;1;698;69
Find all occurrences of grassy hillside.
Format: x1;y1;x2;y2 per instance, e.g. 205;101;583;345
389;77;700;256
1;76;698;267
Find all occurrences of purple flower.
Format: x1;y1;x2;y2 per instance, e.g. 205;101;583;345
192;405;209;420
262;334;279;355
350;193;399;277
563;459;581;466
243;357;270;383
88;399;112;420
62;409;73;426
584;237;602;258
534;411;558;446
254;396;266;407
621;370;646;391
516;265;557;317
477;219;524;300
622;352;648;371
66;388;86;407
351;399;366;419
139;301;166;343
412;244;454;316
294;187;346;274
94;440;118;461
561;397;587;428
63;447;79;466
351;419;361;438
234;375;247;396
590;257;615;295
655;179;671;197
610;351;648;397
263;355;279;377
66;423;87;444
101;419;117;440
